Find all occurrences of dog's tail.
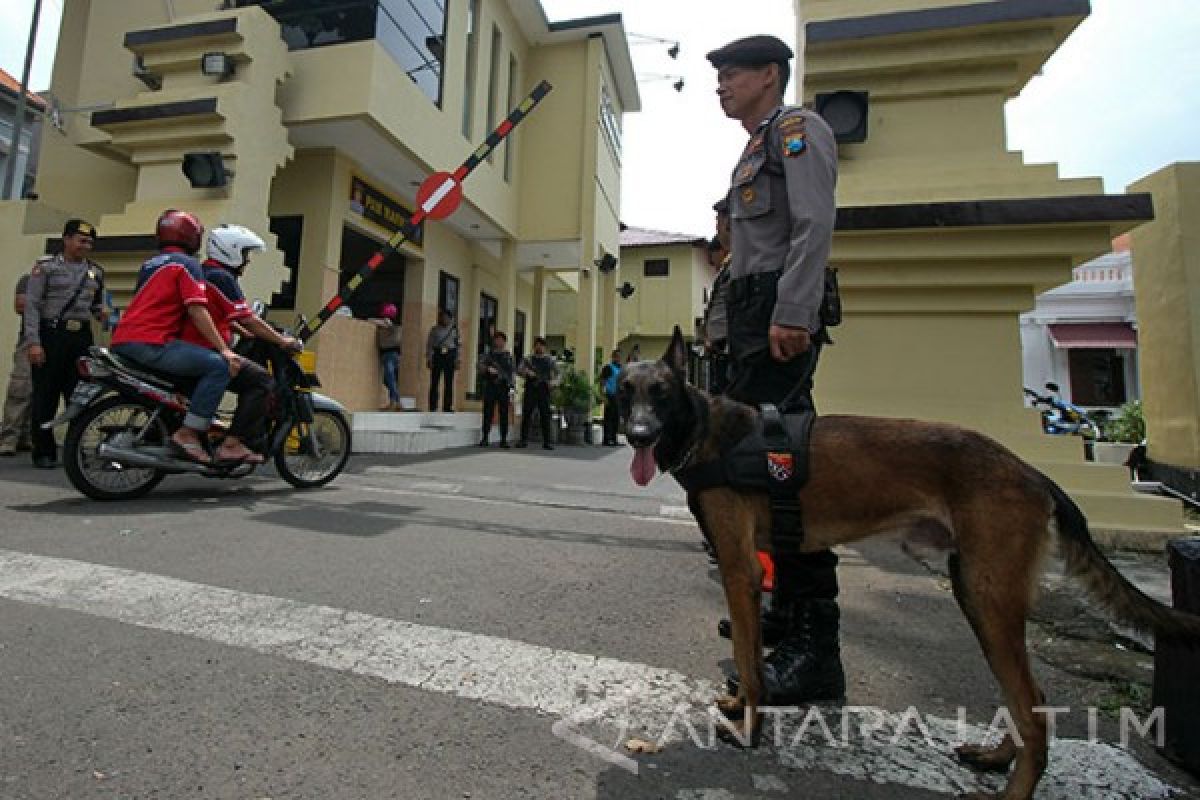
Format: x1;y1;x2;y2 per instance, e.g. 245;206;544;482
1047;478;1200;643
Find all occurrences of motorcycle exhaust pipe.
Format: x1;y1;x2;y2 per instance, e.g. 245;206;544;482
96;442;210;474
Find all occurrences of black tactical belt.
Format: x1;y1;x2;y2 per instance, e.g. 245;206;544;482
728;270;782;303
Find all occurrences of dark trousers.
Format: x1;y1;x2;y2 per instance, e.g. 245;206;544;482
602;394;620;444
520;383;552;443
481;388;510;442
429;352;457;412
30;325;93;461
228;360;274;447
728;341;838;602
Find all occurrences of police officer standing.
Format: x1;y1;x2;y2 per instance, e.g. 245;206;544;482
702;196;733;395
0;273;33;455
707;36;843;705
24;219;105;468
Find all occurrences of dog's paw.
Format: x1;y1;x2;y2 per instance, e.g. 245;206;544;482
955;738;1017;773
715;692;744;720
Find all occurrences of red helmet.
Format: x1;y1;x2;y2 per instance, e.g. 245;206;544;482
379;302;398;320
156;209;204;254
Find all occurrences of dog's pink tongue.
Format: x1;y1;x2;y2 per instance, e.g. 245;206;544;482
631;446;657;487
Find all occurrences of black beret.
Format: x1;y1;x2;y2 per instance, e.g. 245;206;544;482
706;35;794;69
63;218;97;238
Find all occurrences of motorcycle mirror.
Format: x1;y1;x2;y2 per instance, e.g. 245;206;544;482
1045;382;1060;393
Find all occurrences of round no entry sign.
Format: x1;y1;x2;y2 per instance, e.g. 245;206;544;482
416;172;463;220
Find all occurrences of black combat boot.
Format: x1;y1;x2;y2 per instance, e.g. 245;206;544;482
717;603;787;647
725;598;846;705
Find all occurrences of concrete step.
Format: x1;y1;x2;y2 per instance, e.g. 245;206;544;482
351;411;483;434
1038;460;1137;493
1069;488;1186;550
353;428;480;455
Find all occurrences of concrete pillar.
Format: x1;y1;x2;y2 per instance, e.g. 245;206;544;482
1130;163;1200;469
531;267;549;337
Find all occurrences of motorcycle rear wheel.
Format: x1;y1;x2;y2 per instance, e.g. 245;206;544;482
274;410;351;489
64;396;167;501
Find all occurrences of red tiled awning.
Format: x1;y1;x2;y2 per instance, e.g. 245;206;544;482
1048;322;1137;349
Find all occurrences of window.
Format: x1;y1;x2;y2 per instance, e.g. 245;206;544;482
513;309;527;364
461;0;480;137
237;0;449;107
485;24;502;161
643;258;669;277
377;0;449;106
268;215;304;310
475;291;499;395
504;53;519;180
438;270;460;317
599;86;622;163
1068;349;1128;407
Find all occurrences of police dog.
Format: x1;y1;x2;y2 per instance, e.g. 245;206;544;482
619;329;1200;800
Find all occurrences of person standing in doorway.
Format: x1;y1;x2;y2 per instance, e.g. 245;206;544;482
599;349;623;446
23;219;106;469
477;330;514;447
372;302;403;410
0;273;33;456
708;34;841;706
426;308;460;412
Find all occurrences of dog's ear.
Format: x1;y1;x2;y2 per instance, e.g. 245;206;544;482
663;325;688;374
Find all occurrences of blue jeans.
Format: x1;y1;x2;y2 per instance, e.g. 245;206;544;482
380;349;400;404
113;340;230;431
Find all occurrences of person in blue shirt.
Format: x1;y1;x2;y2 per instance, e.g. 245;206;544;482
599;349;623;446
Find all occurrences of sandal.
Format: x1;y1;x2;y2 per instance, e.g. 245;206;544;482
168;438;212;465
215;447;265;465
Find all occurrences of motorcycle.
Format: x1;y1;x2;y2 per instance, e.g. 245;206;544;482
49;311;351;501
1023;381;1099;438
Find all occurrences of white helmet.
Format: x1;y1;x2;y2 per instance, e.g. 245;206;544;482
206;223;266;273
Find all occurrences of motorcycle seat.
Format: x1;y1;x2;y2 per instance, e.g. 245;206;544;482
88;346;188;392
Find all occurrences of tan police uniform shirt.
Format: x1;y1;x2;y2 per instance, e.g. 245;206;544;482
727;105;837;333
23;254;105;345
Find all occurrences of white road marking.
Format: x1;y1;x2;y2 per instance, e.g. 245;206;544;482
408;481;463;494
355;484;699;525
0;549;1178;798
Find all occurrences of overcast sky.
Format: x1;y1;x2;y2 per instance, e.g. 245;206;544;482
4;0;1199;237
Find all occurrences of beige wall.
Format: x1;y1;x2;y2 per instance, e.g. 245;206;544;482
1130;162;1200;469
793;0;1183;533
617;242;710;341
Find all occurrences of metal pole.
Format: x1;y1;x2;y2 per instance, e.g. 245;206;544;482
2;0;43;201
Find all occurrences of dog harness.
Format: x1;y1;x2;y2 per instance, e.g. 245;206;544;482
672;405;815;553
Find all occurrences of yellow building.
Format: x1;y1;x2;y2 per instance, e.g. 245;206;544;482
797;0;1184;539
0;0;639;416
613;226;712;368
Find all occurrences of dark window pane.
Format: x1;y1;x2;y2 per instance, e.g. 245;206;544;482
644;258;669;277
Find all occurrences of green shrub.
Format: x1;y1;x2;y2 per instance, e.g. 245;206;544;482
1102;400;1145;444
553;366;600;411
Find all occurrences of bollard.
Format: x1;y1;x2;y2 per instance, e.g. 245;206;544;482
1153;537;1200;775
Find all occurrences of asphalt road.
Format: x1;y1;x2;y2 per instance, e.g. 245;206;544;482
0;446;1196;799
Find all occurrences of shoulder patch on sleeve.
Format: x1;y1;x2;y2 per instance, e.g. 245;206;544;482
782;131;808;157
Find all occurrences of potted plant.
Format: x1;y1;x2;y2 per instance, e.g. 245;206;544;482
1093;400;1145;465
553;366;600;445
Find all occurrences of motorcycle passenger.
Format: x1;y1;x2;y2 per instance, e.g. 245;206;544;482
111;210;240;465
181;224;301;464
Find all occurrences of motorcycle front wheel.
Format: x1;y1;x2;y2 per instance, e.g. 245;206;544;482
274;410;351;489
63;396;167;501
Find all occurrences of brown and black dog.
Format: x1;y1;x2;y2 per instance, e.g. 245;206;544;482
619;328;1200;800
